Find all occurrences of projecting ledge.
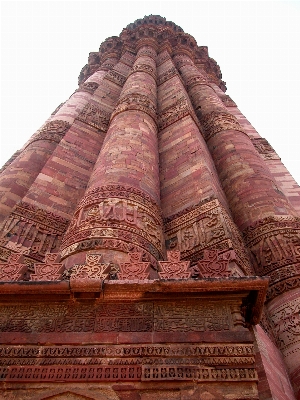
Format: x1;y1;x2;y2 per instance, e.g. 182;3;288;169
0;276;268;325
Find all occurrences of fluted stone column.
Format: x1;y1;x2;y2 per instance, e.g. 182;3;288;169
157;49;252;274
174;52;300;395
61;40;163;269
174;53;297;231
0;51;131;262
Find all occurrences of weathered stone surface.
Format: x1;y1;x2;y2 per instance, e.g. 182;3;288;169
0;14;299;400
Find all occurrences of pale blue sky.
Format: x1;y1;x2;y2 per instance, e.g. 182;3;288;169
1;1;300;184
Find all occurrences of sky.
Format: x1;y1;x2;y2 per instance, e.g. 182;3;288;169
1;1;300;185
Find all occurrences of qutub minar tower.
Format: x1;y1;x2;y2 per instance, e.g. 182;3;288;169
0;15;300;400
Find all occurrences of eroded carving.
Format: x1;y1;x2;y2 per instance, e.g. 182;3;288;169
118;252;151;280
0;253;27;281
30;253;64;281
158;96;199;130
252;137;280;160
26;120;71;147
158;251;191;279
0;202;69;262
111;93;157;122
200;111;245;141
77;103;110;131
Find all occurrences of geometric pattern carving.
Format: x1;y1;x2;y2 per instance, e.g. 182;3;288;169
118;252;151;280
0;253;27;281
70;253;110;292
158;251;191;279
193;249;231;278
30;253;65;281
142;366;257;381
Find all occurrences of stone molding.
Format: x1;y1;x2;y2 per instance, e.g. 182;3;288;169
25;120;71;148
77;102;111;132
111;93;157;122
200;111;245;141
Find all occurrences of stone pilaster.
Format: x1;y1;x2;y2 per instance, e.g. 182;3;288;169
61;42;163;269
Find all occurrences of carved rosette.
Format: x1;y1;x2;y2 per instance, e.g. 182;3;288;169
0;202;70;262
164;199;252;275
243;215;300;299
158;96;200;130
26;120;71;148
61;185;164;262
111;93;157;122
77;103;110;132
251;137;280;161
200;111;245;141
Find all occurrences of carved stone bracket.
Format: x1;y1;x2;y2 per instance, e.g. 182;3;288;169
0;253;27;281
26;120;71;148
70;253;110;292
77;103;111;132
30;253;65;281
200;111;245;141
158;251;191;279
111;93;157;122
191;249;243;278
118;252;151;280
251;137;281;161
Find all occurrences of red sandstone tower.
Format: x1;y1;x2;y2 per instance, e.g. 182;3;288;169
0;16;300;400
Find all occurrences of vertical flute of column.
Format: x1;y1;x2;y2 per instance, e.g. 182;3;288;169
173;53;297;231
0;53;118;228
61;39;163;269
157;48;252;274
174;52;300;395
0;50;128;262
